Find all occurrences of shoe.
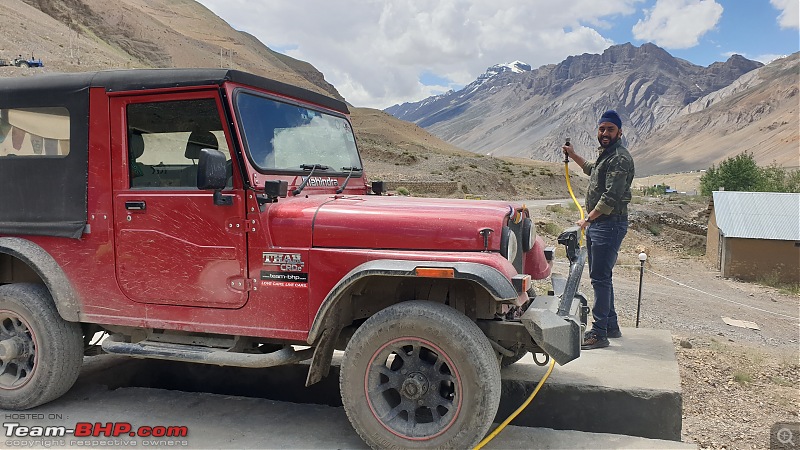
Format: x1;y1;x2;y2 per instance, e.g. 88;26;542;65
582;331;609;350
607;329;623;338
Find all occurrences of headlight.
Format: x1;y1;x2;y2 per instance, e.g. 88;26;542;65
500;226;518;262
521;218;536;252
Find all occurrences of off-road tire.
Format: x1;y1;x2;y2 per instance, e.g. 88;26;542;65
0;283;83;409
340;300;501;449
18;62;29;68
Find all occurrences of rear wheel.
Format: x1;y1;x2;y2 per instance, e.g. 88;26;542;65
18;62;29;68
340;300;501;449
0;283;83;409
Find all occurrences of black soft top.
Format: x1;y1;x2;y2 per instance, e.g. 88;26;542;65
0;69;347;239
0;68;348;114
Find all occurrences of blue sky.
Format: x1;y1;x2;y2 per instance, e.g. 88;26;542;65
196;0;798;109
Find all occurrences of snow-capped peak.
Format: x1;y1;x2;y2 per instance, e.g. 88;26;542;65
475;61;532;84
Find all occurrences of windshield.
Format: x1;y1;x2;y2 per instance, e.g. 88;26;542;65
235;91;361;173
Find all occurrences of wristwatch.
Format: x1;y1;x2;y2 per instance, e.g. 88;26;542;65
585;216;593;223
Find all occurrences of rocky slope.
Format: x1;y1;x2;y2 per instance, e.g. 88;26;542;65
635;53;799;174
386;43;799;175
4;0;340;98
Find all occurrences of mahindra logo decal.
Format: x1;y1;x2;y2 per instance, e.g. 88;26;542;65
304;177;339;187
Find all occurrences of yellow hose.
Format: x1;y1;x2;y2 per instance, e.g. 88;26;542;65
564;161;586;245
473;156;582;449
474;359;555;450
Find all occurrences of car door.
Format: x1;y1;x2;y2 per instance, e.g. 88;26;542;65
111;92;248;308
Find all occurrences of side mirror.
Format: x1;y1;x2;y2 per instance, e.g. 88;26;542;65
371;181;386;195
257;180;289;207
197;148;227;190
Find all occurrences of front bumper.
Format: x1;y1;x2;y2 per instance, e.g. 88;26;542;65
520;228;588;365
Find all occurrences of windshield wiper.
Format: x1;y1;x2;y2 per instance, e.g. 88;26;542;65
292;164;329;195
336;166;363;194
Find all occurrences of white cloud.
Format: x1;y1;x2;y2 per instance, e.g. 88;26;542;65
196;0;640;108
632;0;723;49
770;0;800;29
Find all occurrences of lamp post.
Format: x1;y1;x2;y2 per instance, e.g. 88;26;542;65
636;252;647;328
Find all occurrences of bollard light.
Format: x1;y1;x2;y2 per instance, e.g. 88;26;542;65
636;252;647;328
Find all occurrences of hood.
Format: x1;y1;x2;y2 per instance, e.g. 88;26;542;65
311;196;513;251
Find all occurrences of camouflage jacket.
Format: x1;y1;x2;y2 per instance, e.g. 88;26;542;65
582;139;635;217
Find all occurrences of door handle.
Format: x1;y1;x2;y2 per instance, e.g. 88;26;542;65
125;201;146;211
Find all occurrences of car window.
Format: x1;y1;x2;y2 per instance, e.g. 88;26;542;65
126;99;230;188
0;107;70;157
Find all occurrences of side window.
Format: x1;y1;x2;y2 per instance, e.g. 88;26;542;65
0;107;70;157
127;99;230;188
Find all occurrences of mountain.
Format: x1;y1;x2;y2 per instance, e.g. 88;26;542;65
635;53;799;174
2;0;341;99
386;43;798;175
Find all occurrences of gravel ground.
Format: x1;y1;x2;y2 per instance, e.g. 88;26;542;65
533;198;800;450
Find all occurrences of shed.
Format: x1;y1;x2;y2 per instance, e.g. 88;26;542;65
706;191;800;283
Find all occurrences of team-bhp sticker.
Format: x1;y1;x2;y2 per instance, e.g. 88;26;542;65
262;252;308;284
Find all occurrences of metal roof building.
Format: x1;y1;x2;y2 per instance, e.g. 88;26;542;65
706;191;800;283
712;191;800;241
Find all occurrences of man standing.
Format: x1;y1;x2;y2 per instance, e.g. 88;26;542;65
562;110;635;350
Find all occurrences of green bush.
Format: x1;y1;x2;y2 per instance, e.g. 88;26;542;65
700;152;800;195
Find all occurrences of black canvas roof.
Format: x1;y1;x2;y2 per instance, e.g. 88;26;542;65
0;68;348;114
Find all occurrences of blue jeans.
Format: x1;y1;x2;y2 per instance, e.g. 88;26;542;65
586;219;628;337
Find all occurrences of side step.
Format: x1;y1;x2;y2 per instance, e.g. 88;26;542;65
101;334;313;368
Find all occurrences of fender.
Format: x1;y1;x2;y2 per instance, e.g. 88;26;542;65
307;259;518;345
304;259;518;386
0;237;81;322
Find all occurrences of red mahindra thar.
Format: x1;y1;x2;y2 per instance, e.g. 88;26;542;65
0;69;587;448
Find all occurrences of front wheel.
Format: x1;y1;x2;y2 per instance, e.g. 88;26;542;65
340;300;501;449
0;283;83;409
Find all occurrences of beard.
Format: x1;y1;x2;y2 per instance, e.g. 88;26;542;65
598;134;619;148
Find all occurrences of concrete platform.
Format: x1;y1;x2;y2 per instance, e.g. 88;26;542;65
0;327;685;448
500;327;683;441
0;367;694;449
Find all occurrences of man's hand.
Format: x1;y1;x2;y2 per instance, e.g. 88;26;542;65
562;142;576;159
562;142;587;169
576;218;590;229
